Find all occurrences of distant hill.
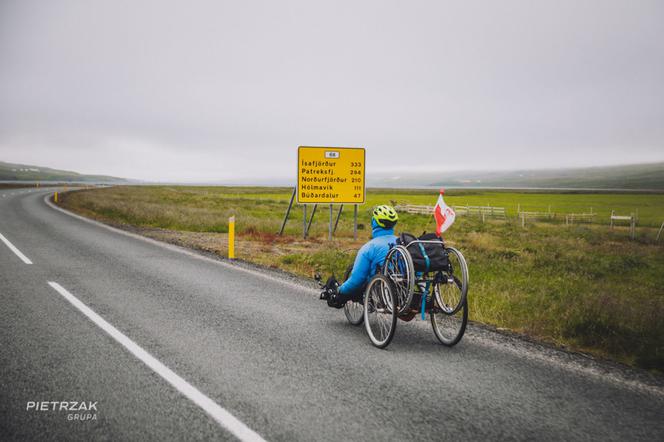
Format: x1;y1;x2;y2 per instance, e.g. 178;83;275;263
369;162;664;190
0;161;128;183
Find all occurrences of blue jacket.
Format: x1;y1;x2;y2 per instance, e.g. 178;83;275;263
338;220;397;296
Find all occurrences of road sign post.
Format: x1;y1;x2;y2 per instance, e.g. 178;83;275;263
333;205;343;234
278;188;296;236
328;204;332;240
353;204;358;240
306;204;318;235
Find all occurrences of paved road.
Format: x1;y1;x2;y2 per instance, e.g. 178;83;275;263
1;188;663;441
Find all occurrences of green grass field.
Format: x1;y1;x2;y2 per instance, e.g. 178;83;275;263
60;186;664;371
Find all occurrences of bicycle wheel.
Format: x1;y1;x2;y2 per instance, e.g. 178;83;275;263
363;275;398;348
383;245;415;315
431;297;468;346
342;265;364;326
433;247;468;316
344;302;364;325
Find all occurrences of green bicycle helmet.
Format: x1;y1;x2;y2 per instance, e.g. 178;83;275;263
372;205;398;229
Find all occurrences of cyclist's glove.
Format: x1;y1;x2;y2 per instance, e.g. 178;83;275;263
319;276;339;301
326;277;346;308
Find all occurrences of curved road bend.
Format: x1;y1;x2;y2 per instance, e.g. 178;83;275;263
0;188;663;441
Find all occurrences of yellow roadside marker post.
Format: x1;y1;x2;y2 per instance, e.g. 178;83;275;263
228;216;235;260
54;192;58;203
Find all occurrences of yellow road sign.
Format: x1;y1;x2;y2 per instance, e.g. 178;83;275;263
297;146;365;204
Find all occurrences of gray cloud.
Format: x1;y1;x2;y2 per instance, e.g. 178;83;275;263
1;0;663;181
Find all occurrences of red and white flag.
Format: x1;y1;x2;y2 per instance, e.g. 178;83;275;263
434;188;455;236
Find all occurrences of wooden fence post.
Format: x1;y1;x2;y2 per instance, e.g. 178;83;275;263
610;210;614;228
656;221;664;242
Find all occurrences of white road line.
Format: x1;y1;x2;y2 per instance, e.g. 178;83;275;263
47;281;266;442
0;233;33;264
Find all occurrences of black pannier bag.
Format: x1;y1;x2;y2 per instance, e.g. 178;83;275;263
397;232;449;273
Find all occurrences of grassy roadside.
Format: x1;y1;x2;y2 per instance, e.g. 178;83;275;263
59;186;664;372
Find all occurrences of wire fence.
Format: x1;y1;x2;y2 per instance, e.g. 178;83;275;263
394;204;661;241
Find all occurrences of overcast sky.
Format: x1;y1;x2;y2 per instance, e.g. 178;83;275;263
1;0;663;182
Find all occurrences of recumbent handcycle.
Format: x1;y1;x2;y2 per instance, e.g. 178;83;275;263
320;234;469;349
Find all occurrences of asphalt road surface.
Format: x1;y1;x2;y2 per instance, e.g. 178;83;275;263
1;188;663;441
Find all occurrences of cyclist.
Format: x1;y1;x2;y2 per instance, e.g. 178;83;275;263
321;205;398;308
